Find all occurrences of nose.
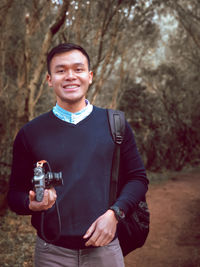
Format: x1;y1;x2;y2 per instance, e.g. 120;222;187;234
65;69;76;81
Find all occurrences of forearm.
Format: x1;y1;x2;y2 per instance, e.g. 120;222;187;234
114;121;149;214
114;179;148;214
8;128;35;215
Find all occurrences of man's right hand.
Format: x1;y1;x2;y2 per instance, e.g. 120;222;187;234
29;188;57;211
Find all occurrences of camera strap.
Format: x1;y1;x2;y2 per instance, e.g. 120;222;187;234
37;160;47;167
41;200;62;243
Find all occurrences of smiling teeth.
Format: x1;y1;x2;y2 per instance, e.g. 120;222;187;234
63;85;78;88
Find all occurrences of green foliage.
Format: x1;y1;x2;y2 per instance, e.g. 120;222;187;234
119;62;200;171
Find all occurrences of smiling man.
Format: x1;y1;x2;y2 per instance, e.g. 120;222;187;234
8;43;148;267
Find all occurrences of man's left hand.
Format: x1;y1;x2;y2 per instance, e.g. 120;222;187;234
83;209;118;247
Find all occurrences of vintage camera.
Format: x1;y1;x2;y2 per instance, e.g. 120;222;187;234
32;160;63;202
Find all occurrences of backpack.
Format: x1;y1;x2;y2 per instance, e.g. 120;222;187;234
107;109;150;257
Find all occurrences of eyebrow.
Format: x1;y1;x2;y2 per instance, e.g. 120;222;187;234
55;63;85;69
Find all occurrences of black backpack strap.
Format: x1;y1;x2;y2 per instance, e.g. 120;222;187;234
107;109;125;206
107;109;125;145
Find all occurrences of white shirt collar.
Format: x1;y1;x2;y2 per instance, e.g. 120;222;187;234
52;100;93;124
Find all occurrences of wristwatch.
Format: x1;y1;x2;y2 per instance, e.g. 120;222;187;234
109;205;125;221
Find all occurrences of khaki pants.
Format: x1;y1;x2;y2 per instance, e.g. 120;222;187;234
34;236;125;267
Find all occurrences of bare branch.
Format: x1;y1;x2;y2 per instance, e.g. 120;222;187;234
33;73;48;107
93;0;123;72
28;1;70;120
167;1;200;49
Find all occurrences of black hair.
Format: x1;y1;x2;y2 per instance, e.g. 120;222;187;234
47;43;91;74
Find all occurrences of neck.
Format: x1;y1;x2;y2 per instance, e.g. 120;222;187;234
57;99;87;113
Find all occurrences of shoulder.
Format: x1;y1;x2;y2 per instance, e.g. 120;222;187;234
23;111;52;129
92;105;107;115
90;106;108;123
15;111;53;141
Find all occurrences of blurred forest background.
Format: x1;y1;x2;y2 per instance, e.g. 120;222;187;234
0;0;200;212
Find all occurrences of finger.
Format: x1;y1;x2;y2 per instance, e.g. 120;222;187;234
42;190;49;205
85;232;99;246
89;223;116;246
83;221;96;239
48;188;57;202
88;227;112;247
85;232;100;247
85;225;101;246
29;190;35;202
97;233;113;247
93;233;107;247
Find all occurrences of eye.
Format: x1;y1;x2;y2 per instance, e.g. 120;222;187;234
57;69;65;73
76;68;83;72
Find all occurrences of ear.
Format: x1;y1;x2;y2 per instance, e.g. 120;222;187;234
89;71;93;85
46;74;53;87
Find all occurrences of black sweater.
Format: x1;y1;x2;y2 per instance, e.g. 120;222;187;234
8;106;148;249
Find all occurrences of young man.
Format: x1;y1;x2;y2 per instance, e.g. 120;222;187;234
8;43;148;267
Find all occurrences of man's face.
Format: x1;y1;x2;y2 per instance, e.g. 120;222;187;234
47;50;93;111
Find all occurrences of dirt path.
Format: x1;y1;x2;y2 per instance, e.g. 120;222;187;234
0;169;200;266
125;169;200;267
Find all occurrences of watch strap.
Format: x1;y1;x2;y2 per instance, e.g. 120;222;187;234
109;205;125;221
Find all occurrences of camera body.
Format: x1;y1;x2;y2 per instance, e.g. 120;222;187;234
32;161;63;202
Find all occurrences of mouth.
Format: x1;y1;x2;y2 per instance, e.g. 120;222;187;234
62;84;80;91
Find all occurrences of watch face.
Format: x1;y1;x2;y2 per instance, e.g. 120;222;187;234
119;209;125;219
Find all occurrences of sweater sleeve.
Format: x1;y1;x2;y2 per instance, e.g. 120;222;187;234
7;129;34;215
113;121;149;215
